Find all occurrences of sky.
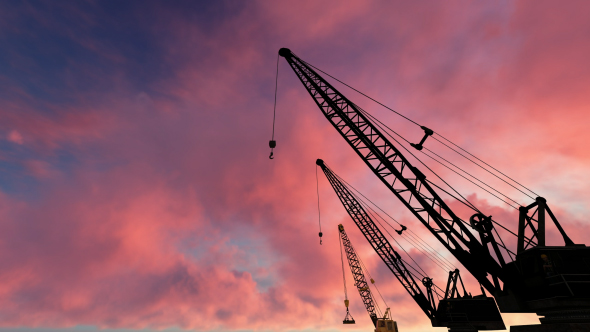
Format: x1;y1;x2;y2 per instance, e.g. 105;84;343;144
1;1;590;332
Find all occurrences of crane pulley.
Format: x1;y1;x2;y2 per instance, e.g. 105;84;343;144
319;159;505;331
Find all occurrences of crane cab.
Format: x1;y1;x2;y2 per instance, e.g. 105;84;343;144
375;318;398;332
375;308;398;332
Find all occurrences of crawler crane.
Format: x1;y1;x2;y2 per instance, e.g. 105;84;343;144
276;48;590;330
338;223;399;331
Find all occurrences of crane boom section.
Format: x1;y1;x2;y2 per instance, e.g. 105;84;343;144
338;224;379;326
279;48;503;293
318;160;435;318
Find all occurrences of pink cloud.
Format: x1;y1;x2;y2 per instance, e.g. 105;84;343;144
0;1;589;331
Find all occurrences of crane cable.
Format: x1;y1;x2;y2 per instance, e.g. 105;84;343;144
432;134;539;198
353;242;388;317
329;166;458;272
359;106;536;256
316;165;323;244
268;53;279;159
339;233;351;310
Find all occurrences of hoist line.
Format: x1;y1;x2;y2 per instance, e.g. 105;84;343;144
358;107;482;214
339;234;349;300
433;134;539;198
298;54;539;203
316;165;322;241
329;169;457;272
343;179;452;274
422;146;524;206
299;57;421;127
420;149;520;210
271;53;279;141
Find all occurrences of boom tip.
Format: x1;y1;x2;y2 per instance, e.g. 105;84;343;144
278;48;292;58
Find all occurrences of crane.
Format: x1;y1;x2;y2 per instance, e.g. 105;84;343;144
322;160;504;331
277;48;590;327
338;223;398;331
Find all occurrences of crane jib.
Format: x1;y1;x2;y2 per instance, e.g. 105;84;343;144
280;48;505;294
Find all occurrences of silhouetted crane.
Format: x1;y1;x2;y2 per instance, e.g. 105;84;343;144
278;48;590;330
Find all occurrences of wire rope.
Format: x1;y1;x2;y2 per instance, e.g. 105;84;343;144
300;58;421;127
422;146;524;206
357;107;482;214
433;134;539;197
299;55;539;204
316;165;323;244
360;198;453;273
352;241;388;315
420;149;520;210
330;169;457;272
268;54;280;159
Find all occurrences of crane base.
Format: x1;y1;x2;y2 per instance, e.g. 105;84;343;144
510;323;590;332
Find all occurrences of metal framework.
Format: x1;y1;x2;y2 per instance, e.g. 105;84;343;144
319;160;505;330
338;224;379;326
280;48;590;325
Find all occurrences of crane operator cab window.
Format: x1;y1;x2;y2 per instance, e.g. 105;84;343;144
375;319;398;332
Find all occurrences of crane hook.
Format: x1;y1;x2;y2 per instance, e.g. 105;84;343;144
269;140;276;159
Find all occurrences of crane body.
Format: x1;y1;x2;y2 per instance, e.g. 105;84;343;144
278;48;590;326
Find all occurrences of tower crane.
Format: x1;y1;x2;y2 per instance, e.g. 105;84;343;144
323;160;504;331
338;223;399;331
277;48;590;328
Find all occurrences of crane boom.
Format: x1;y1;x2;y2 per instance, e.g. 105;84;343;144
279;47;590;327
317;159;435;319
279;48;503;294
338;223;380;326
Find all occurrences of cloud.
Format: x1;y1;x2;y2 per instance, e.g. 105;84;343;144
0;1;588;331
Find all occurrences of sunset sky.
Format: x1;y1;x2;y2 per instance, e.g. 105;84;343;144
1;1;590;332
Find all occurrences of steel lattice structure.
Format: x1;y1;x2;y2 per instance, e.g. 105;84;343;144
338;224;379;326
